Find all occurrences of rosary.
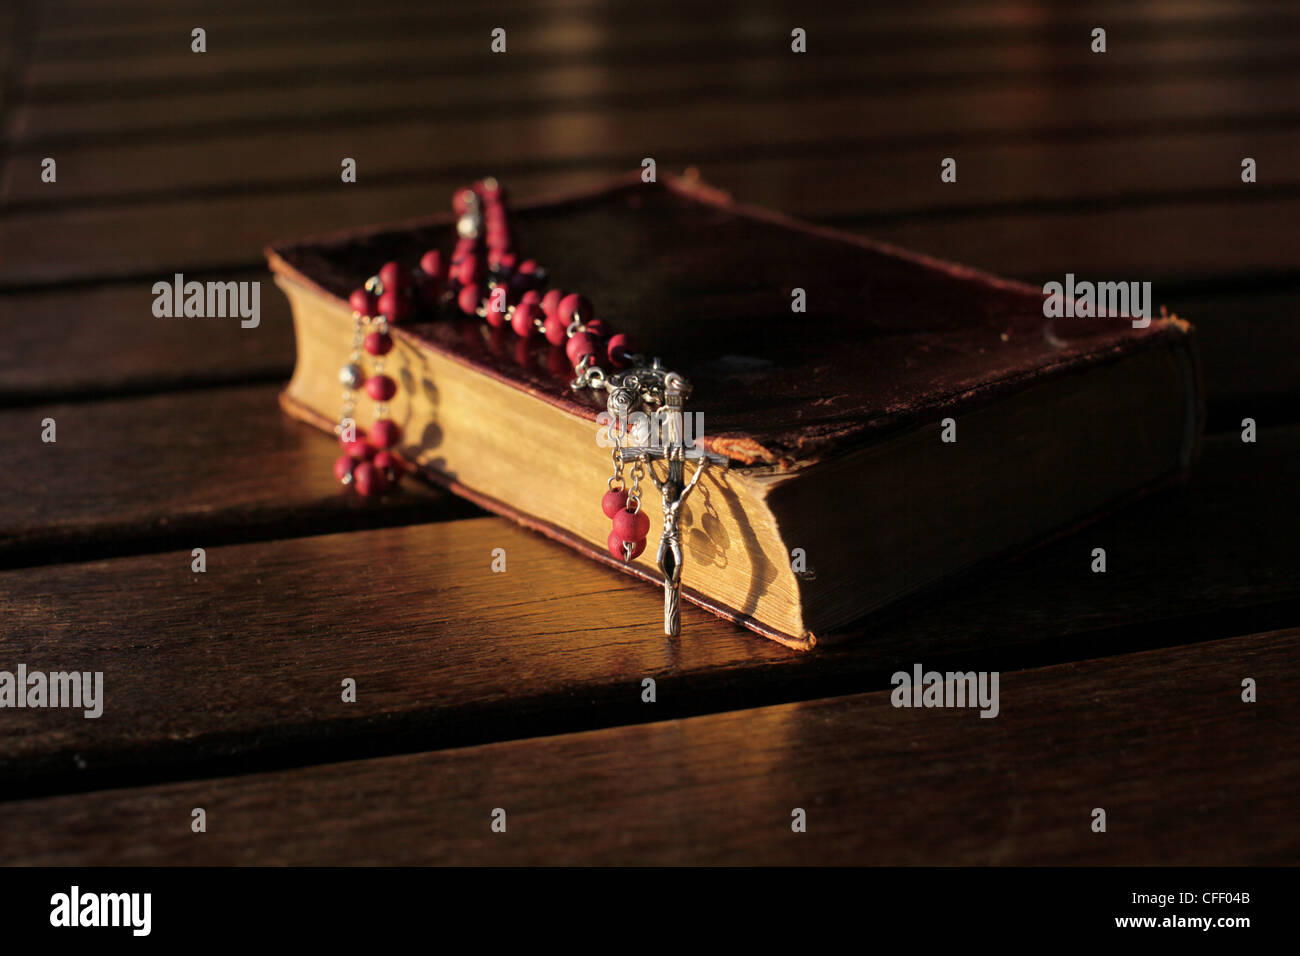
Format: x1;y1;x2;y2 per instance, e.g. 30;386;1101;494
334;178;723;636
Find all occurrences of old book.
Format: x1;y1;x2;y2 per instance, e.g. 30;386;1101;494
267;173;1201;650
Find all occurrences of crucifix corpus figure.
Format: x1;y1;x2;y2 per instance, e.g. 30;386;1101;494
648;447;710;637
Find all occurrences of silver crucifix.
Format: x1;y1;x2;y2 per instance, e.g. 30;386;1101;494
629;379;716;636
576;357;726;637
647;447;709;636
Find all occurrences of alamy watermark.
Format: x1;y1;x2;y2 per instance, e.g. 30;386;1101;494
153;273;260;328
1042;273;1151;328
891;663;999;718
595;409;705;450
0;665;103;718
50;886;151;936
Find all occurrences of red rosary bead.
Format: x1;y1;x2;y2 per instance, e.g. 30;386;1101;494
613;507;650;542
540;288;563;318
353;460;388;497
349;288;376;316
558;293;592;325
601;489;628;517
365;374;397;402
457;283;481;316
372;450;406;485
456;255;483;286
606;332;634;368
511;300;540;337
607;530;647;561
378;288;409;322
334;454;357;484
364;331;393;356
419;250;445;281
484;290;509;328
378;261;408;292
543;312;569;346
369;420;402;449
566;331;598;365
340;437;373;460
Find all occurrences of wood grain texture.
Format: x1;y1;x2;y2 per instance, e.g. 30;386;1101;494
0;271;294;402
9;77;1300;207
0;171;601;288
13;35;1299;144
0;383;478;567
1;426;1296;796
857;194;1300;281
3;628;1294;865
4;159;1297;290
27;0;1284;48
23;0;1297;94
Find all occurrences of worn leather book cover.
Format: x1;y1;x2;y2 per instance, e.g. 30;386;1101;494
267;173;1202;648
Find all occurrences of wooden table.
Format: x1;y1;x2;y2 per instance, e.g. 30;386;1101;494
1;0;1297;865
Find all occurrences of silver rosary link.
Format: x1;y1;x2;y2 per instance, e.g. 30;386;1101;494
626;456;645;515
371;314;390;420
608;438;626;491
338;275;387;447
337;302;368;445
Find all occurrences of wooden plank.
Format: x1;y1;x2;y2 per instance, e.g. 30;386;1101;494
28;0;1291;50
0;2;26;119
27;0;1295;53
0;270;294;402
3;628;1294;864
23;0;1298;95
3;168;1297;289
854;193;1300;285
0;171;597;288
0;383;478;567
8;77;1300;207
17;32;1298;146
2;425;1297;796
25;0;654;44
